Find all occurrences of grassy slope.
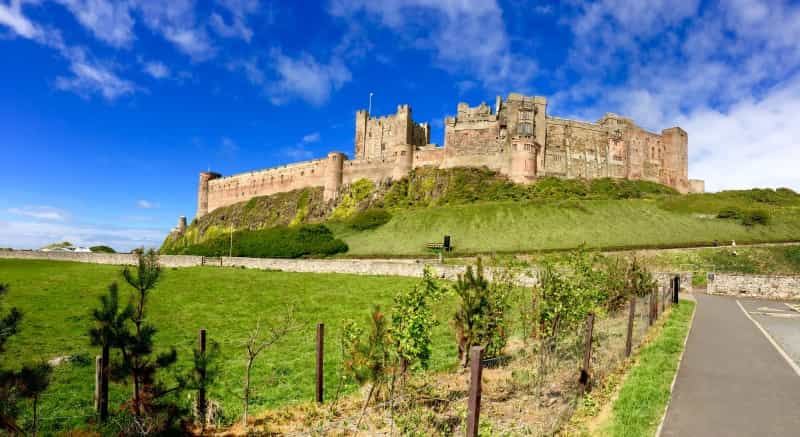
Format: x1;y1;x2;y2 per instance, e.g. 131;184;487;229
0;259;458;431
333;199;800;256
603;300;695;437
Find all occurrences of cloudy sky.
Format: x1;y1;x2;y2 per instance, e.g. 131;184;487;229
1;0;798;251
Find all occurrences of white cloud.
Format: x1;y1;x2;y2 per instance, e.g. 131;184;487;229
0;0;42;39
0;219;166;251
136;200;158;209
301;132;320;143
55;0;135;47
267;48;351;106
143;61;170;79
678;76;800;191
329;0;537;91
54;53;137;100
226;58;264;84
7;206;68;221
132;0;216;60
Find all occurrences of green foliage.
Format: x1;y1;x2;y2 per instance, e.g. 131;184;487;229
40;241;73;250
0;283;51;434
341;306;394;392
452;258;512;364
660;187;800;215
785;246;800;268
288;189;311;227
347;208;392;231
390;267;444;371
703;250;758;274
717;207;771;226
89;245;116;253
166;224;348;258
534;248;604;347
117;250;181;420
331;179;375;219
741;209;771;226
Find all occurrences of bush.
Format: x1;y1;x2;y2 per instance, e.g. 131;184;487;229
347;208;392;230
90;245;116;253
173;224;348;258
717;207;742;219
741;209;770;226
717;207;770;226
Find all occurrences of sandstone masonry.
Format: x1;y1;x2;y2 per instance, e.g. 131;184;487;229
195;93;704;218
708;273;800;300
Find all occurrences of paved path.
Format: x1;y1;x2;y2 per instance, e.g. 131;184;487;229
661;293;800;436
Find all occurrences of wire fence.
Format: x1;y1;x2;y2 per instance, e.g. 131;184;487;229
16;281;681;436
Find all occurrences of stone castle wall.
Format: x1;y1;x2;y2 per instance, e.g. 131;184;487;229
196;93;703;218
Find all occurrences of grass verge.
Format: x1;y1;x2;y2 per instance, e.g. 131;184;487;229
600;300;695;437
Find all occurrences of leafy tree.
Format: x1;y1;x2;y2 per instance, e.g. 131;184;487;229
89;282;134;421
0;283;51;434
452;258;512;366
390;267;443;374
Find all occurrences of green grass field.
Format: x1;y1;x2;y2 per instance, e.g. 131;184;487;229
0;259;459;432
330;199;800;256
603;300;695;437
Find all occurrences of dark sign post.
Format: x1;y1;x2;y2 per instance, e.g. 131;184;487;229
673;276;680;304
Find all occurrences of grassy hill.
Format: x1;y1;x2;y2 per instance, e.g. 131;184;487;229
162;167;800;257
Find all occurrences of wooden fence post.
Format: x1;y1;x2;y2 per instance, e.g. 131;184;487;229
579;313;595;392
662;287;667;313
648;291;655;326
625;297;636;357
94;355;101;412
316;323;324;403
466;346;483;437
198;328;207;427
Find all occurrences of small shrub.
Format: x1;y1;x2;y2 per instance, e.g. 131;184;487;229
347;208;392;230
717;208;742;219
90;245;116;253
452;258;512;365
784;246;800;270
741;209;770;226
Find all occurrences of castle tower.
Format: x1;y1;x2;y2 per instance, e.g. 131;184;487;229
197;171;221;219
392;143;414;180
661;127;689;192
509;141;538;183
354;110;369;160
323;152;345;201
177;216;187;233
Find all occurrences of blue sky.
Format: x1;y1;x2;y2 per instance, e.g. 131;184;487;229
1;0;799;251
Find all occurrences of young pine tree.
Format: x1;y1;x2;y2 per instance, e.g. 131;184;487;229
89;282;134;421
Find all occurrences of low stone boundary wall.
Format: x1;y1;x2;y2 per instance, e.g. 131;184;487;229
708;273;800;299
0;250;538;284
0;250;687;291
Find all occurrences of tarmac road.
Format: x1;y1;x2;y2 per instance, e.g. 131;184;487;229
660;293;800;437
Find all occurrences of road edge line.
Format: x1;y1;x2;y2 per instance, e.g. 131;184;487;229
654;298;697;437
737;300;800;378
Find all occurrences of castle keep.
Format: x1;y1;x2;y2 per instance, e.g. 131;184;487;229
196;93;704;218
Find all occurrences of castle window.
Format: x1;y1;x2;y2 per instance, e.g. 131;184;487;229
518;122;533;135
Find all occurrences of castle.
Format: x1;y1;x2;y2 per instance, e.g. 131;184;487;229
195;93;704;219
